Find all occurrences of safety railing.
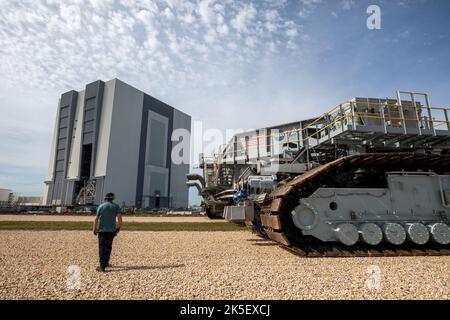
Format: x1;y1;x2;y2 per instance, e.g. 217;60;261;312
217;99;450;160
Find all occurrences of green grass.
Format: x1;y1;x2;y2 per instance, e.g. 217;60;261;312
0;221;245;231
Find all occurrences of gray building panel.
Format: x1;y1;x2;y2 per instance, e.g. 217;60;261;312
63;181;75;205
103;79;144;207
135;93;175;208
148;118;167;167
150;171;167;195
82;80;104;178
170;109;191;208
94;177;105;205
142;110;170;206
55;90;78;179
47;90;78;205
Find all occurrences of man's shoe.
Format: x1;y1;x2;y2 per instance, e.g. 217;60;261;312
96;266;106;272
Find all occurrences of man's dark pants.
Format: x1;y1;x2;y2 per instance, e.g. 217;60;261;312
98;232;115;269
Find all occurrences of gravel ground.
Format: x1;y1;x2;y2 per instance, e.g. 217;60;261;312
0;215;219;223
0;230;448;300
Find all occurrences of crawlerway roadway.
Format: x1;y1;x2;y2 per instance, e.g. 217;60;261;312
0;228;449;299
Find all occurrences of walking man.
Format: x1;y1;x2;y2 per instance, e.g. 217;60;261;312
93;192;122;272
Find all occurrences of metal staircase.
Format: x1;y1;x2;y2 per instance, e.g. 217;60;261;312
75;179;96;205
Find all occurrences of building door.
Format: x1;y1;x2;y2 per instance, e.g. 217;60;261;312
155;195;160;208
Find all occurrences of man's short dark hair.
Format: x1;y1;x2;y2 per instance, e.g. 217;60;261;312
104;192;115;201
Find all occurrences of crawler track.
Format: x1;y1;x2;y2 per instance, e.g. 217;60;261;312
281;241;450;257
258;153;450;257
252;228;450;257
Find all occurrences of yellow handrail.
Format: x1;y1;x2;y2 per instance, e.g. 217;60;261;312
217;100;450;158
222;101;449;145
297;101;349;135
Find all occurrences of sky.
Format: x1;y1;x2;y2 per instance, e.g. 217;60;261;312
0;0;449;202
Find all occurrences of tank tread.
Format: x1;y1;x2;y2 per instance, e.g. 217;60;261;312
273;152;450;197
283;241;450;257
254;233;450;257
257;152;450;257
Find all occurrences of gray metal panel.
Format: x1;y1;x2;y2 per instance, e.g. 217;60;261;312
55;160;64;171
49;90;78;205
148;118;167;167
94;177;105;205
148;196;169;208
170;109;191;208
83;120;94;132
81;80;104;179
82;132;94;144
150;171;167;196
103;79;144;207
292;173;450;243
56;150;65;160
64;181;75;205
59;117;68;128
94;79;116;177
389;175;444;215
44;183;54;205
135;93;175;208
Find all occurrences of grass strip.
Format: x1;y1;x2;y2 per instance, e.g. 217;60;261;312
0;221;244;231
0;212;198;217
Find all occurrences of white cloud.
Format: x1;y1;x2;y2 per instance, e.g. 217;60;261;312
341;0;355;11
0;0;308;99
204;28;217;44
120;0;159;13
0;0;312;195
89;0;114;12
285;21;299;37
213;3;224;14
162;7;174;19
109;11;135;34
298;0;322;18
92;14;105;26
230;3;257;33
245;36;257;48
286;39;297;49
300;0;323;4
264;9;280;32
286;28;298;37
227;42;238;50
60;4;81;31
265;9;279;22
216;23;229;35
175;0;197;25
197;0;215;25
399;30;411;39
179;12;196;24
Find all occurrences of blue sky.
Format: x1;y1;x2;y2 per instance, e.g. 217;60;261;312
0;0;449;200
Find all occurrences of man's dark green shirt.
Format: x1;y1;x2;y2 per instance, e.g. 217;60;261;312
96;202;120;232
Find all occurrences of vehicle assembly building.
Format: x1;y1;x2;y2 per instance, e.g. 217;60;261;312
44;79;191;209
